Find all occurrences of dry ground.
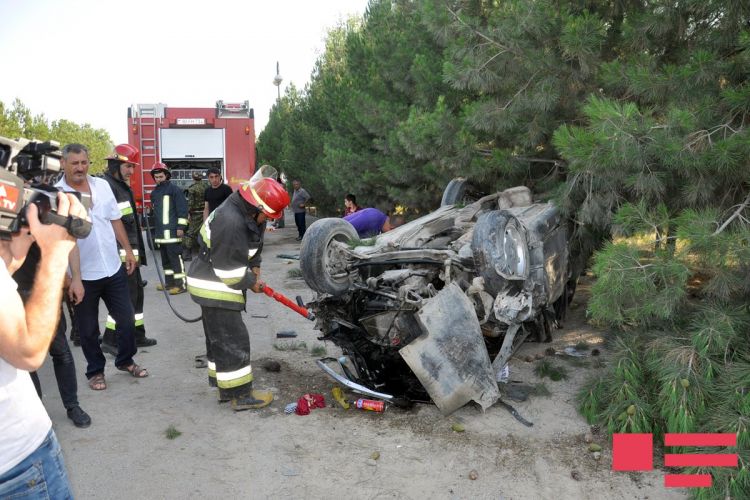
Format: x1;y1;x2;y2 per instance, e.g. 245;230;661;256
34;214;687;499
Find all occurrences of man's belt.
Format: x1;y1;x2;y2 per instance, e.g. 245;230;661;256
190;210;204;215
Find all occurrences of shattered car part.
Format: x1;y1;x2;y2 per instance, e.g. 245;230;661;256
301;181;577;416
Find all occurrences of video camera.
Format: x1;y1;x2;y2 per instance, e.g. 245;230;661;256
0;136;92;240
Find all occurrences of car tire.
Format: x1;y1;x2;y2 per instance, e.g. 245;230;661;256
471;210;529;296
300;218;359;296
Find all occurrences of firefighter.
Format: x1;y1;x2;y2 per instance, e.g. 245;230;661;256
186;165;290;411
183;171;208;261
101;144;157;352
150;163;189;294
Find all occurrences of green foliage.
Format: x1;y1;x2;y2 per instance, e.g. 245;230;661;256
0;99;113;175
588;241;689;327
534;360;568;381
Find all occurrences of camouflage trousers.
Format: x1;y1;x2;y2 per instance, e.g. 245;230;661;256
184;213;204;250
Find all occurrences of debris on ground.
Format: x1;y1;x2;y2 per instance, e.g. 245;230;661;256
250;314;269;318
562;346;587;357
592;451;601;461
451;423;466;433
370;451;380;461
584;432;594;443
353;398;385;412
366;459;378;466
588;443;602;452
524;355;534;362
194;354;207;369
534;360;569;381
331;387;350;409
500;383;533;402
468;470;479;480
571;470;581;481
276;331;298;338
545;347;556;356
591;348;601;356
281;466;299;477
276;253;300;260
262;360;282;372
295;393;326;415
284;403;298;414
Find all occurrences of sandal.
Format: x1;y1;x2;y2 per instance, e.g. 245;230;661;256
88;373;106;390
117;363;149;378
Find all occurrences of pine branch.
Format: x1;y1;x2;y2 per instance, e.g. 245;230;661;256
501;70;540;111
713;192;750;236
446;6;518;57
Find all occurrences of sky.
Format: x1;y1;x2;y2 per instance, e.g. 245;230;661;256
0;0;370;144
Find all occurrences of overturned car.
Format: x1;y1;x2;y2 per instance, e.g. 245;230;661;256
299;180;576;415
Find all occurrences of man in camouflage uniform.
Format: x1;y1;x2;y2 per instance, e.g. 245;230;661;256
184;171;208;261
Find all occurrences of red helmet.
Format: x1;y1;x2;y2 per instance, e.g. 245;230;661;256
109;144;140;166
151;162;171;180
240;166;290;220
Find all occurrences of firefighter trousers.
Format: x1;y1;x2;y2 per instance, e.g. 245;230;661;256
201;306;253;401
103;267;147;341
159;242;185;288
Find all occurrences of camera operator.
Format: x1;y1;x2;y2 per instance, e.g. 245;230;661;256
0;192;85;498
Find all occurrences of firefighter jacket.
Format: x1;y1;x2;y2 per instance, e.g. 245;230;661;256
151;180;188;244
103;172;147;265
187;191;265;311
187;180;208;213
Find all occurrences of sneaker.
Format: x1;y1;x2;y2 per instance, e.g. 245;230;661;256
67;406;91;428
295;237;302;241
168;287;186;295
136;336;157;347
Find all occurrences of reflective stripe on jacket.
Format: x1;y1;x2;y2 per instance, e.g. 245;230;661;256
187;191;265;311
103;172;147;265
151;181;188;244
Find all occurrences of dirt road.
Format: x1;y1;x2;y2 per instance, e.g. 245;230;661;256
35;214;686;499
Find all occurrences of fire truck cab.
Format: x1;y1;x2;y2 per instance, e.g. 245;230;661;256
127;100;256;213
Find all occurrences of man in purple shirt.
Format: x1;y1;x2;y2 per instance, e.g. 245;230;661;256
343;208;395;238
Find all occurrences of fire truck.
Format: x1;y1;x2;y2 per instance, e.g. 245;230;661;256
126;100;256;214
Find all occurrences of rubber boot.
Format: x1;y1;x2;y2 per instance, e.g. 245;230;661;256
231;384;273;411
101;330;117;356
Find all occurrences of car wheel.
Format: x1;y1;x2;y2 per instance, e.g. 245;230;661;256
440;177;485;206
471;210;529;296
300;218;359;296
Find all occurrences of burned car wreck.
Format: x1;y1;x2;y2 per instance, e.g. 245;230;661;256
299;181;575;416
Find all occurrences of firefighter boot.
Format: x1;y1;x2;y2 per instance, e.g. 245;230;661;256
135;333;157;347
101;330;117;356
231;384;274;411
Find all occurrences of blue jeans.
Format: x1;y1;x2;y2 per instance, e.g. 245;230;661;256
75;265;137;378
0;430;73;499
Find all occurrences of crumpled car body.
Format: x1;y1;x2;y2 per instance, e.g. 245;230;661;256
300;183;573;415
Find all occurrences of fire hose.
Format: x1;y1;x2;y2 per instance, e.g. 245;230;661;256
143;211;313;323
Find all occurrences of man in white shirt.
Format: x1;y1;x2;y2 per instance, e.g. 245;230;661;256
57;144;148;391
0;191;85;498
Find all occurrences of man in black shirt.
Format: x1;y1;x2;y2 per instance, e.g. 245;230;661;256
13;243;92;428
202;167;233;221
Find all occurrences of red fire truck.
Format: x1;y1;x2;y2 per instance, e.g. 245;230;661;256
126;100;256;213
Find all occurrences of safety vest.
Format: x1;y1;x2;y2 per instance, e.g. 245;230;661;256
187;192;265;311
103;172;147;265
151;181;188;244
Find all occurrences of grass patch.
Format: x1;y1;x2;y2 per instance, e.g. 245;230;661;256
534;360;569;381
532;383;552;397
310;345;327;356
273;341;308;352
165;425;182;440
286;268;303;279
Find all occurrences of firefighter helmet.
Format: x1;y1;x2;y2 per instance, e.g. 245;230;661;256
239;165;290;220
108;144;140;166
151;162;171;180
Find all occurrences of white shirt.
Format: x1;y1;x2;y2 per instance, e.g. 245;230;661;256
56;175;122;280
0;259;52;475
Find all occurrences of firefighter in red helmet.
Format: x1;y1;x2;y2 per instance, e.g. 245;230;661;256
187;165;290;411
101;144;157;353
150;163;189;294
